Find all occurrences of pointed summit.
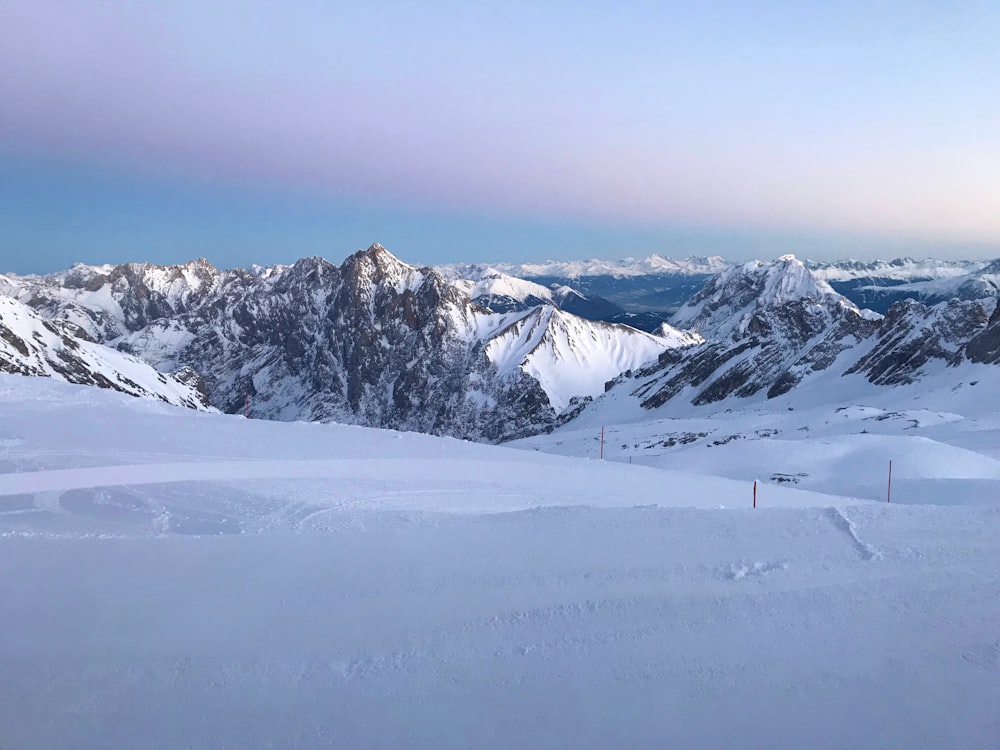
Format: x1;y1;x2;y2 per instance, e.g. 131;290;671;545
345;242;414;276
671;255;857;341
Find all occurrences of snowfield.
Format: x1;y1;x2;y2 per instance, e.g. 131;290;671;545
1;375;998;749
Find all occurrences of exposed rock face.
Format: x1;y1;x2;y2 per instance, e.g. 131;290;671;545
631;257;877;408
12;246;1000;437
847;299;989;385
7;245;681;441
670;255;858;341
964;300;1000;364
0;295;212;409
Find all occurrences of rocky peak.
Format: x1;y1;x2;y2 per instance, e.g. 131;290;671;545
671;254;857;341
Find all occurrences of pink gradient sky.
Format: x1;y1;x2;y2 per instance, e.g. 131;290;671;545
1;1;998;271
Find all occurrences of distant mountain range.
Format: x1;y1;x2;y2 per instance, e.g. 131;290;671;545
2;246;998;441
442;254;1000;325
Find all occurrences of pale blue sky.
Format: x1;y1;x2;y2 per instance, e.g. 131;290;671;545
1;1;998;272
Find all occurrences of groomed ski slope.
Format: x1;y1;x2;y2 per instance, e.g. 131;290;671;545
0;375;997;749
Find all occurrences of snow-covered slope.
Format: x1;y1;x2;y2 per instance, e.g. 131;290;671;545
671;254;862;341
484;306;689;412
0;295;211;409
1;376;997;749
451;270;556;312
513;353;1000;505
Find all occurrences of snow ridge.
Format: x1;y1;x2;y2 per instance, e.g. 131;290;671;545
0;295;212;410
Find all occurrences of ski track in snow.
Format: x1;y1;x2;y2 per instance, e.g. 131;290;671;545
825;507;883;561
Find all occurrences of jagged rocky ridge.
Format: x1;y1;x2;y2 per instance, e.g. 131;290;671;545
599;255;995;412
964;299;1000;365
0;294;212;409
5;246;685;441
6;247;1000;438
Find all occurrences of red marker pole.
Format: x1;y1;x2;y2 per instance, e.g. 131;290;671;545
887;460;892;504
600;426;605;460
753;480;757;509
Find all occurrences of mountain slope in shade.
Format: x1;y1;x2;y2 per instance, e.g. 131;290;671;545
0;295;212;410
964;299;1000;364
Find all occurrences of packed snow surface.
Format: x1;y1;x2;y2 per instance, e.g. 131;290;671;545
0;375;997;749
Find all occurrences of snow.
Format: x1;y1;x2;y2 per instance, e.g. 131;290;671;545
469;272;554;304
438;254;730;280
484;306;675;412
0;375;998;749
809;257;984;283
655;321;704;347
0;296;209;409
670;255;858;340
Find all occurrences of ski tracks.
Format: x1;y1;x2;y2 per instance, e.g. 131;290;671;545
825;507;883;561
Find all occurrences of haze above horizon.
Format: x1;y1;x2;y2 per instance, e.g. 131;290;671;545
2;1;998;274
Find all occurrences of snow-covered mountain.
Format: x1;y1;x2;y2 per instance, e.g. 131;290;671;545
808;257;1000;313
442;254;729;280
670;255;864;341
588;255;997;414
615;256;878;408
846;299;989;385
484;305;686;412
442;267;626;323
6;245;689;440
965;298;1000;364
438;256;731;321
0;294;211;410
8;246;1000;441
808;257;982;284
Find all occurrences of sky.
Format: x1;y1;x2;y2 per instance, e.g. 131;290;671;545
1;0;998;274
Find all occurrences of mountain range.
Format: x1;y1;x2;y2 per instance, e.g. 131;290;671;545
2;244;998;441
1;246;681;440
